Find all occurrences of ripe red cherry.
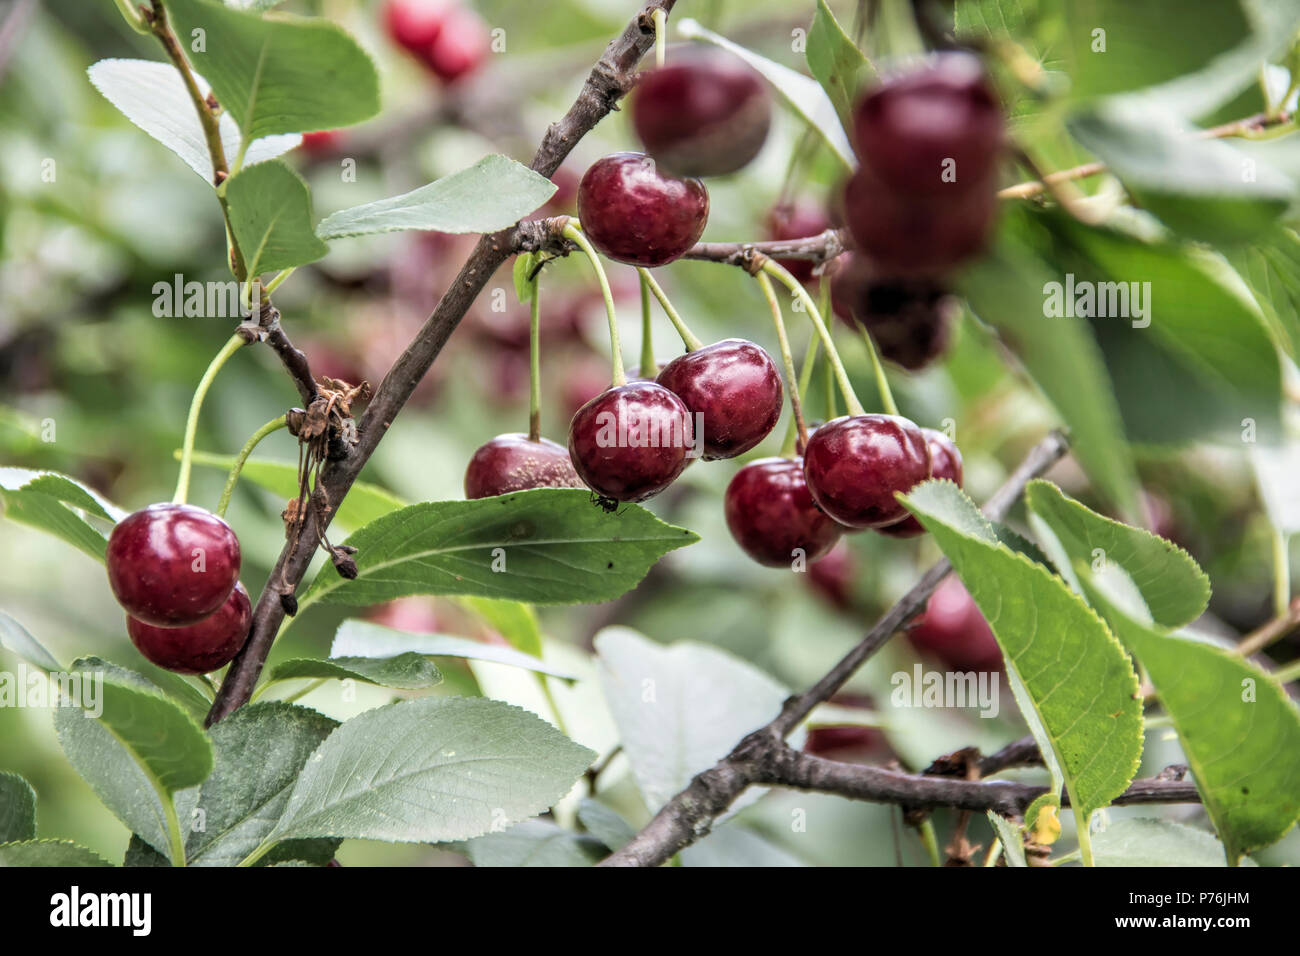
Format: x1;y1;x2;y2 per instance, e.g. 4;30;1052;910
630;46;771;177
853;52;1004;195
301;130;343;155
106;504;241;627
807;540;854;610
765;201;831;283
576;152;709;267
656;339;782;460
568;381;695;502
879;428;963;538
464;434;584;499
843;167;997;277
424;5;490;83
831;255;957;370
803;694;886;758
802;414;931;529
724;457;843;567
126;583;251;675
383;0;451;55
907;575;1003;672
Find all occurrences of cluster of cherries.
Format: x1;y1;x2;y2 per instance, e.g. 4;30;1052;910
105;504;249;675
384;0;491;85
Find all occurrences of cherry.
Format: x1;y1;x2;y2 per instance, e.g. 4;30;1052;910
367;596;441;633
424;5;490;83
568;381;695;502
630;46;771;177
802;414;931;529
464;434;584;499
656;339;782;460
576;152;709;267
724;457;843;567
842;167;997;277
803;694;886;759
831;255;957;370
383;0;451;56
878;428;963;538
126;583;251;675
907;575;1003;672
301;130;343;155
106;504;241;627
807;540;854;610
765;201;831;283
852;52;1004;196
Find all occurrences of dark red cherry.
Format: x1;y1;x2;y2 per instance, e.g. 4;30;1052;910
907;575;1003;672
424;5;489;83
126;582;251;675
802;414;931;529
568;381;695;502
464;434;584;499
576;152;709;267
724;457;844;567
853;52;1004;195
843;167;998;277
878;428;963;538
803;694;886;759
106;504;241;627
383;0;451;55
831;255;957;370
630;46;771;177
656;339;782;460
807;540;855;610
765;201;832;283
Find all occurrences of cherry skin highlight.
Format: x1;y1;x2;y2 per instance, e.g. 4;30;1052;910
126;582;251;675
464;434;585;499
878;428;964;538
656;339;783;460
802;414;931;529
576;152;709;267
106;503;241;627
724;457;844;567
568;381;695;502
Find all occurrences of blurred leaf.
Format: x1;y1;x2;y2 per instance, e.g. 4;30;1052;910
1252;441;1300;535
1224;225;1300;358
265;653;442;690
806;0;872;126
224;160;329;277
676;18;854;168
0;610;62;671
987;811;1028;866
0;773;37;843
263;697;595;846
330;619;577;680
0;468;122;562
316;155;556;239
223;0;286;9
87;59;298;185
1094;818;1249;867
681;822;807;867
465;819;606;867
458;597;542;656
300;490;698;609
165;0;380;140
901;481;1143;838
576;799;635;852
0;841;112;867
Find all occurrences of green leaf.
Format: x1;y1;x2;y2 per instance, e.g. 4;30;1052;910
676;18;854;169
987;811;1028;867
329;619;578;681
187;451;405;532
124;835;171;867
186;702;339;867
1225;226;1300;358
458;597;542;656
0;468;123;562
465;819;606;867
901;481;1144;839
264;697;595;845
595;627;802;813
300;489;698;609
87;59;299;184
165;0;380;140
0;773;37;843
1253;441;1300;535
576;799;635;852
1093;818;1248;867
317;155;557;239
1068;102;1293;243
0;840;112;867
266;654;442;690
1025;480;1210;629
806;0;872;126
223;160;329;277
0;610;62;671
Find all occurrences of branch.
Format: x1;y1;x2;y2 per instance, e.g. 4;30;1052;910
600;430;1070;866
206;0;677;726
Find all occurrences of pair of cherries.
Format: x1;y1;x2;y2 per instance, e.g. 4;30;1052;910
105;504;249;675
383;0;490;85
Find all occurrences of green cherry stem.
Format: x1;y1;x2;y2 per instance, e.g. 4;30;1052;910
760;259;865;416
756;271;807;450
216;415;289;518
262;267;296;296
818;279;837;422
173;332;248;506
780;332;820;458
653;7;667;68
1272;527;1291;619
563;221;626;386
639;269;655;377
856;324;900;417
529;280;543;441
638;268;704;351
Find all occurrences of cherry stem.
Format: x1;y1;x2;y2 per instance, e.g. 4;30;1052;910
653;7;667;68
216;415;288;518
760;259;865;416
1273;526;1291;620
173;332;247;506
563;222;626;387
756;271;807;451
263;267;295;296
856;324;900;417
915;818;942;867
818;279;837;422
780;333;820;459
529;281;543;441
639;269;655;377
638;268;704;351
